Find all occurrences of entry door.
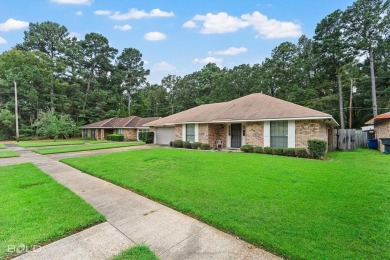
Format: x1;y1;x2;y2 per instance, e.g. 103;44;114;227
231;124;242;148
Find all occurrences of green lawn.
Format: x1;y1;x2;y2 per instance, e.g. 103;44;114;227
62;148;390;260
0;150;19;158
32;142;144;154
0;143;6;149
112;245;158;260
16;140;85;147
0;163;105;259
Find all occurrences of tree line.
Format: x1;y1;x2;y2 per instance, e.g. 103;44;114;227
0;0;389;140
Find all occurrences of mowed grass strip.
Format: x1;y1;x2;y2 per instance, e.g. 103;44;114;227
16;140;85;148
0;150;19;158
0;143;6;149
62;148;390;260
0;163;105;259
32;142;145;154
112;245;158;260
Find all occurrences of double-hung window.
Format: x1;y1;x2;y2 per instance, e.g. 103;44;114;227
117;128;123;134
186;124;195;142
270;121;288;148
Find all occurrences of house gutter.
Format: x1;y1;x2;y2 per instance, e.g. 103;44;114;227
145;116;339;127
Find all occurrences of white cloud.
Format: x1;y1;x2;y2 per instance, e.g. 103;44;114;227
186;11;301;39
182;20;197;28
143;60;149;65
113;24;132;31
68;32;81;39
75;11;83;16
109;8;174;20
192;12;249;34
210;47;248;56
0;36;7;44
0;18;29;32
144;32;167;41
241;11;302;39
94;10;112;16
50;0;91;5
193;57;223;67
153;61;176;71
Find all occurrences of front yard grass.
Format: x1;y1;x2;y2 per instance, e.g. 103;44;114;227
32;142;144;154
0;143;6;149
112;245;158;260
0;150;19;158
0;163;105;259
16;140;85;148
62;148;390;260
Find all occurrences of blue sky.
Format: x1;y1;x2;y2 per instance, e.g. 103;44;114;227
0;0;354;83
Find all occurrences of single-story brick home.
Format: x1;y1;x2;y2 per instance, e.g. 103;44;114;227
80;116;160;141
366;111;390;152
145;93;338;149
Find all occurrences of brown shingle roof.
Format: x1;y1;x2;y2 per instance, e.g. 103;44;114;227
135;117;161;127
365;111;390;125
145;93;338;126
80;116;161;129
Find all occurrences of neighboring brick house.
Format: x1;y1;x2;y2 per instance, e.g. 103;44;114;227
80;116;160;141
145;93;338;149
367;112;390;152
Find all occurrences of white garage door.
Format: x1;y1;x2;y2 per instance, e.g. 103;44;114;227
155;127;175;145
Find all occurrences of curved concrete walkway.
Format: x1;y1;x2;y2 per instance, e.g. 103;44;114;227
3;145;280;260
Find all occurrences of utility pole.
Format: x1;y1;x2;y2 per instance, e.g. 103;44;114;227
349;78;355;129
14;81;19;142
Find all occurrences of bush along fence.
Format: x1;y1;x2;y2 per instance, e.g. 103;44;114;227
240;139;327;159
138;132;154;144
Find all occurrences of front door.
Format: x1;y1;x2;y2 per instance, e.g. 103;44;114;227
231;124;242;148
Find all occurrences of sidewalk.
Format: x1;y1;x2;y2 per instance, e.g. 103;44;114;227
6;146;280;260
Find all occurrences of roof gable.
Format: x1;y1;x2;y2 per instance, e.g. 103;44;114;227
146;93;337;126
81;116;161;128
366;111;390;125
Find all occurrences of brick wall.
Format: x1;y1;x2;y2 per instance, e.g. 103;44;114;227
245;122;264;146
295;120;328;149
175;124;182;140
195;124;226;148
198;124;208;143
208;124;226;148
123;129;137;140
375;119;390;152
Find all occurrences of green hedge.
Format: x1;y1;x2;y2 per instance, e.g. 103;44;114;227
200;143;211;150
107;134;124;142
172;140;183;148
242;146;310;158
183;141;192;149
240;145;254;153
308;139;327;159
254;146;264;153
191;142;202;149
138;132;154;144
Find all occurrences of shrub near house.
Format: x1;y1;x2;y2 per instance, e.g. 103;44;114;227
241;145;310;158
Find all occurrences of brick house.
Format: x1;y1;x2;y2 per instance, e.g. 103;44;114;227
367;112;390;152
80;116;160;141
145;93;338;149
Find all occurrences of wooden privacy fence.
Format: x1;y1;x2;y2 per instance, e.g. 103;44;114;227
330;129;368;151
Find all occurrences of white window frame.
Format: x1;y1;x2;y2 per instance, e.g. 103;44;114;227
264;121;270;147
287;120;295;148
